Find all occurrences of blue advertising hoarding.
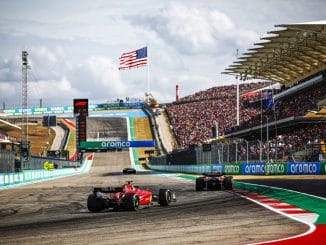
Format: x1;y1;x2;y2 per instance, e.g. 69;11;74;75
242;162;266;175
286;162;321;175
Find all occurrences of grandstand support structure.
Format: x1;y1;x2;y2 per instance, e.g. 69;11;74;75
21;50;30;142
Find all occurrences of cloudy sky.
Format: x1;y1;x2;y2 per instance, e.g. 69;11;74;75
0;0;325;108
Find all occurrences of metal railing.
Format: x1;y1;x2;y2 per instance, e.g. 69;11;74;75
26;156;81;170
150;139;325;165
0;150;16;173
0;149;81;173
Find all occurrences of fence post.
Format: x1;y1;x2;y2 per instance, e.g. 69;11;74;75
245;140;249;164
221;143;224;164
235;142;238;164
227;143;230;163
258;140;262;162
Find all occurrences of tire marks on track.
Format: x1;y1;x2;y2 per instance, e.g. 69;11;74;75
0;152;309;245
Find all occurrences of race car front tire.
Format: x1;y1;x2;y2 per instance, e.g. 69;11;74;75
195;178;205;191
87;194;106;212
123;193;140;211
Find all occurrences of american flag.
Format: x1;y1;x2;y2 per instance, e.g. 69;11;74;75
119;47;148;70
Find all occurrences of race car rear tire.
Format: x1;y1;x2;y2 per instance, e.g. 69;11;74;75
195;178;205;191
224;176;234;190
123;193;140;211
87;194;106;212
158;189;172;206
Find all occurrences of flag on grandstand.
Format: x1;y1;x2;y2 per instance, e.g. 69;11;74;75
265;90;274;110
119;47;148;70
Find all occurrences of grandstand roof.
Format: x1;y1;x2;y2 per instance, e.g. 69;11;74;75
223;22;326;87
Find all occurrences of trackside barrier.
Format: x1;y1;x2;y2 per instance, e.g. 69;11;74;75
146;164;212;174
29;156;81;170
147;161;326;175
0;154;94;190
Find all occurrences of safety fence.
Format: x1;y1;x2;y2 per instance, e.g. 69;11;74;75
0;150;81;173
27;156;81;170
0;154;93;190
149;139;325;166
0;150;15;173
147;161;326;175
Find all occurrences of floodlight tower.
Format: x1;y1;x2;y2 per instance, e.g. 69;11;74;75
22;51;30;142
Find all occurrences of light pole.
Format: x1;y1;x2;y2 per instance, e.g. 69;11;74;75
226;142;230;163
265;116;269;163
257;139;262;162
235;141;238;164
245;139;249;163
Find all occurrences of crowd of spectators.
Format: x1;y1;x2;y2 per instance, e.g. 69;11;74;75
165;80;326;155
178;82;272;102
228;82;326;133
166;82;272;148
237;124;326;162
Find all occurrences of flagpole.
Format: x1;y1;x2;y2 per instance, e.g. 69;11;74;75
147;45;150;104
236;77;239;126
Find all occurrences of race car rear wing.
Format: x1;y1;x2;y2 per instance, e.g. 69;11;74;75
202;172;225;177
93;187;122;194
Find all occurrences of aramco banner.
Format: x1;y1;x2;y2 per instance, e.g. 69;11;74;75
80;141;155;149
286;162;320;175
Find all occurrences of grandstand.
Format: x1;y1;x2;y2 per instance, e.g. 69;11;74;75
165;82;274;148
0;119;21;172
159;22;326;164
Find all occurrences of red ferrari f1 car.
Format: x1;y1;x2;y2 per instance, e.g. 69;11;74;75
195;172;233;191
87;181;176;212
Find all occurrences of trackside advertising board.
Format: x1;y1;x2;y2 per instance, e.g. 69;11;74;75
80;141;155;149
286;162;320;175
241;163;287;175
0;102;145;116
223;163;242;175
211;164;223;173
242;162;266;175
149;162;326;175
242;162;321;175
321;162;326;174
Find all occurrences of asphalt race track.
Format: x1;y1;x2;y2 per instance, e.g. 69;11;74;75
236;178;326;198
0;152;308;245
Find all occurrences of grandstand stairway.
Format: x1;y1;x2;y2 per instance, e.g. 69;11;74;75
154;109;178;153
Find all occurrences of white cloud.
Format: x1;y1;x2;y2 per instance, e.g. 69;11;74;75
0;55;21;82
28;46;73;80
87;56;125;96
28;77;82;103
0;82;17;98
132;2;258;55
0;47;127;107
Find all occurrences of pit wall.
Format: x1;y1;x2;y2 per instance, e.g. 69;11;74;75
147;161;326;175
0;154;94;190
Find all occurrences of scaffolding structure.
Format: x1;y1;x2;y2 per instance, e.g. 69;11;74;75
21;51;30;142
